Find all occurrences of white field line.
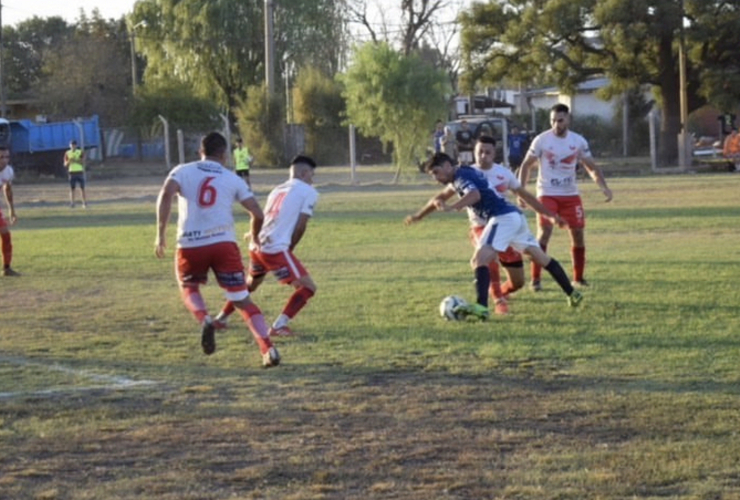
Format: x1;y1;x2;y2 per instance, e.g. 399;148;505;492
0;355;159;399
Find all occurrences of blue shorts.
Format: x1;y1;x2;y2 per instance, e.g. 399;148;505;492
69;173;86;189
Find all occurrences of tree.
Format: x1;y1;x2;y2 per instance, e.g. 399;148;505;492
459;0;740;166
35;11;132;125
131;0;347;116
292;66;346;164
341;42;450;181
234;84;284;167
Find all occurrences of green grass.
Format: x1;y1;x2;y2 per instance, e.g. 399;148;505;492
1;172;740;499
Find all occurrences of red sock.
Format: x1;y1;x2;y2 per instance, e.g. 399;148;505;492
282;287;315;319
572;246;585;282
1;232;11;268
501;280;515;296
488;261;503;300
238;302;273;354
531;243;547;281
180;287;207;323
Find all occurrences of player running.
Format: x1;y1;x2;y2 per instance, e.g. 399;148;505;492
215;155;319;337
155;132;280;368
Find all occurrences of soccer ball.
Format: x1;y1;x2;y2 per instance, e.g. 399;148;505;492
439;295;468;321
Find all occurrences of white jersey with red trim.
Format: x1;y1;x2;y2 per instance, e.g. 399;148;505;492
0;165;14;186
167;159;254;248
468;163;520;226
259;178;318;254
527;129;592;196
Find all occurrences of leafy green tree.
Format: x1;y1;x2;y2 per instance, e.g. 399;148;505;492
292;66;346;164
341;42;450;181
2;16;72;97
34;12;132;124
132;82;221;131
459;0;740;165
234;84;284;167
130;0;347;114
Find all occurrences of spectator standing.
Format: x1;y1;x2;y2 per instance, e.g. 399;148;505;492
722;127;740;172
64;140;87;208
507;125;529;171
432;120;445;153
233;138;253;186
441;126;458;162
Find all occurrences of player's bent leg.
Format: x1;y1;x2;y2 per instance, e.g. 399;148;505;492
233;297;280;368
270;276;317;336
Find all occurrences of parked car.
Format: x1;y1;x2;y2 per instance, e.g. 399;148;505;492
444;115;513;165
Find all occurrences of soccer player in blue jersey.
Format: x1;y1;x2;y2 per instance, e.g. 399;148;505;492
405;152;583;319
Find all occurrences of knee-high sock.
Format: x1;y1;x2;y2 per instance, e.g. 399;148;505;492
531;243;547;281
238;302;273;354
283;287;315;319
474;266;490;307
545;259;574;296
1;232;11;268
488;261;503;300
572;246;585;282
218;301;236;318
180;287;208;323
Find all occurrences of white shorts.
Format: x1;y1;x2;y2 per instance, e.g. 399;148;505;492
477;211;539;254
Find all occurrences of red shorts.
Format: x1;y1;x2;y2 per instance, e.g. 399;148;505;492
469;226;523;265
248;249;307;284
537;195;585;229
176;241;247;293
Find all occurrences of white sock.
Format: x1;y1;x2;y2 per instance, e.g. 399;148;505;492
272;314;290;329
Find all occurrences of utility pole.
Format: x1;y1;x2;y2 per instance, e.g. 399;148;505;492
264;0;275;96
0;1;7;117
677;0;690;169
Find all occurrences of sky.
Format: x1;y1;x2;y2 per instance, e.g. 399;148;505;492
3;0;136;25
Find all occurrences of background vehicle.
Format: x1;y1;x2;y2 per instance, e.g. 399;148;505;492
0;116;101;177
445;115;513;165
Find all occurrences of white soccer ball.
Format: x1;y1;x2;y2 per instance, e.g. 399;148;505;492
439;295;468;321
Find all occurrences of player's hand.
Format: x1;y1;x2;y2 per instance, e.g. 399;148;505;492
154;238;166;258
8;211;17;225
551;214;568;229
602;187;613;202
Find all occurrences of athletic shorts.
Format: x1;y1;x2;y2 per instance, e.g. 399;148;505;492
69;173;86;189
470;226;523;265
537;195;585;229
236;170;250;179
248;248;307;284
176;241;248;299
477;211;539;254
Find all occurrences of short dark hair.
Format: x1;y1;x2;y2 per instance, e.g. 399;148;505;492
551;103;570;114
477;135;496;147
424;152;454;172
201;132;228;157
291;154;317;169
70;140;78;145
235;137;243;144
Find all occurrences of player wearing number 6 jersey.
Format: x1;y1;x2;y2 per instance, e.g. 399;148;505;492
518;103;612;291
216;155;319;337
155;132;280;368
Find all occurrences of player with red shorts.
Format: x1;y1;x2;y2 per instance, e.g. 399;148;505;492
518;103;612;291
216;155;319;337
155;132;280;368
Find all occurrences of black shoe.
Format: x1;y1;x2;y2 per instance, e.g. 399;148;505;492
2;267;20;277
201;318;216;355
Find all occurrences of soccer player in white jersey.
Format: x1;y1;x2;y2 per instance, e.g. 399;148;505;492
518;103;613;291
0;146;20;277
155;132;280;368
215;155;319;337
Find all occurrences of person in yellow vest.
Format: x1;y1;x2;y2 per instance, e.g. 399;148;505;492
233;138;253;187
63;140;87;208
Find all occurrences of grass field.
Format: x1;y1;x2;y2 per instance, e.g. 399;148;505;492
1;167;740;500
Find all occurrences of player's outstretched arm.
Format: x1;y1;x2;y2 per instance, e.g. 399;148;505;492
405;186;455;225
580;157;613;202
154;179;178;258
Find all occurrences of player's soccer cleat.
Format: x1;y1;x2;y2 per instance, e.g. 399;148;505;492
568;290;584;308
2;267;20;277
494;298;509;316
201;317;216;355
457;303;490;321
262;347;281;368
530;280;542;292
571;279;589;288
268;325;294;337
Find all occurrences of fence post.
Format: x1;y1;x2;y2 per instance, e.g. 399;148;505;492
158;115;171;169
